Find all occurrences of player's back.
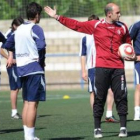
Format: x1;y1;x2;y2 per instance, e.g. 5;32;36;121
15;22;38;67
15;22;44;77
84;34;96;69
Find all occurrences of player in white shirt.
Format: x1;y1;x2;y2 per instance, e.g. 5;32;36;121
4;2;46;140
79;14;119;123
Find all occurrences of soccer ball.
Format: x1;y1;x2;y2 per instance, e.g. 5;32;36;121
118;43;134;59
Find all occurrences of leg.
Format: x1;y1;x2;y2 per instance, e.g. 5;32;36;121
106;88;114;112
23;101;38;139
7;66;22;119
105;89;119;122
93;68;110;138
22;74;46;140
11;89;21;118
134;63;140;120
11;89;19;110
111;69;127;137
134;84;140;120
88;68;95;109
90;92;94;109
26;102;38;127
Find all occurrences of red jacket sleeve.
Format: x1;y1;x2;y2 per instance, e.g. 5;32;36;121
58;16;96;35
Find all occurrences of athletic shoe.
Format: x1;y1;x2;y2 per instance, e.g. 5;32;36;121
33;137;40;140
134;117;140;121
118;129;127;137
134;115;140;121
94;128;103;138
105;115;119;123
11;113;22;119
25;137;40;140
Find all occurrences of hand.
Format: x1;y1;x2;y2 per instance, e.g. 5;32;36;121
44;6;57;19
82;71;88;81
12;59;16;64
124;54;137;61
6;56;14;68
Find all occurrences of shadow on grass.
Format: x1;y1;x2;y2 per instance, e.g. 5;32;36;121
37;114;52;118
0;127;45;134
100;130;140;138
49;137;85;140
128;131;140;137
101;119;134;124
0;128;23;134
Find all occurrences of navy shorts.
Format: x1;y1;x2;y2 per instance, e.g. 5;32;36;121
134;62;140;85
21;74;46;101
7;65;22;90
88;68;95;93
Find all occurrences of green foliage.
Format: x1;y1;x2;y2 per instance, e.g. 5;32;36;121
0;0;140;19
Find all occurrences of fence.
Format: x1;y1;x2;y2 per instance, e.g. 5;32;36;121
1;52;134;91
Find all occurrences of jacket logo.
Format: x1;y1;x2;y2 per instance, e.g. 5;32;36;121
117;30;121;35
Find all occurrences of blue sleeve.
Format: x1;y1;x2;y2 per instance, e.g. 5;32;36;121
81;36;87;56
0;32;6;44
3;33;15;51
32;25;46;50
129;22;140;40
32;25;46;69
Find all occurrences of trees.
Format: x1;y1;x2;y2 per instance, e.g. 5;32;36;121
0;0;139;20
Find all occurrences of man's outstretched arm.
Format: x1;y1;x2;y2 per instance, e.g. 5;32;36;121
44;6;95;35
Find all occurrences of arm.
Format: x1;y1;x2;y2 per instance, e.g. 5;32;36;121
81;56;88;81
123;24;136;61
44;6;95;35
0;32;6;44
129;23;139;40
0;32;8;58
0;48;8;59
79;36;88;81
123;24;132;45
3;33;15;52
32;25;46;69
6;51;16;68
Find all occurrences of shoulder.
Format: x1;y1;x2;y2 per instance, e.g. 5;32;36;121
5;29;13;38
115;21;126;27
32;25;43;32
115;21;129;34
130;21;140;29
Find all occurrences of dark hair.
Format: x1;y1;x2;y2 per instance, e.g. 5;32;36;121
11;17;24;31
88;14;99;21
26;2;42;20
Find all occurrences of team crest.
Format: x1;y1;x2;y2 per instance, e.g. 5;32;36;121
117;30;121;35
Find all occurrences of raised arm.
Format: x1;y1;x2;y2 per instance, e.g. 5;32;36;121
44;6;96;35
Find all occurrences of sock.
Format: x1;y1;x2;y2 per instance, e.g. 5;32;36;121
11;109;17;117
134;106;139;116
94;128;101;131
23;125;27;138
139;107;140;116
26;127;35;139
106;111;112;118
120;127;126;130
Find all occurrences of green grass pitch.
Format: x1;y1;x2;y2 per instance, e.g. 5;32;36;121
0;88;140;140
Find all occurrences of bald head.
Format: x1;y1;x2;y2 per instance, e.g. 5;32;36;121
104;3;119;16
